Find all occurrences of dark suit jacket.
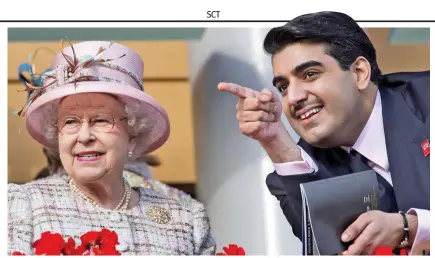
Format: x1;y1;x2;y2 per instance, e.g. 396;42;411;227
266;71;430;241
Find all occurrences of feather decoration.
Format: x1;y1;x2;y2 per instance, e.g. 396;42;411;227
14;38;127;117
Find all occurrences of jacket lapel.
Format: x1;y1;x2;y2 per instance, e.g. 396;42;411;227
379;86;430;211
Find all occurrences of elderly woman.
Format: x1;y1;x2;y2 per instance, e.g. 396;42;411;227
35;147;196;204
8;40;216;255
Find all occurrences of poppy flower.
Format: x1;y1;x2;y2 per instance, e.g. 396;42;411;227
78;229;120;255
374;246;407;256
32;232;66;255
63;237;77;255
11;251;26;255
12;228;122;255
217;244;246;255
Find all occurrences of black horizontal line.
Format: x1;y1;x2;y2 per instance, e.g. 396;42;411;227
1;20;435;23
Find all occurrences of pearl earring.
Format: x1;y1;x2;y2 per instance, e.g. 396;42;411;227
128;151;133;158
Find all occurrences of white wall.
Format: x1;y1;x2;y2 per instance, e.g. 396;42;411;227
188;28;301;255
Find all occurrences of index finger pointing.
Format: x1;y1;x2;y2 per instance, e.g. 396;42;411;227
218;82;251;99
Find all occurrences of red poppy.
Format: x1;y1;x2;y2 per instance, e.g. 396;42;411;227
13;228;121;256
80;231;100;247
374;246;394;255
78;229;120;255
217;244;246;255
63;237;77;255
32;232;66;255
99;228;120;247
374;246;408;256
11;251;26;255
89;246;121;255
72;245;88;255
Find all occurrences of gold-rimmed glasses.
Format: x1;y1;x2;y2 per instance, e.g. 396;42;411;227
55;114;127;135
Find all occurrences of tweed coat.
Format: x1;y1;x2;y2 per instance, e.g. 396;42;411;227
8;175;216;255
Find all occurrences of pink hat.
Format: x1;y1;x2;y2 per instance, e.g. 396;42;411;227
18;40;170;155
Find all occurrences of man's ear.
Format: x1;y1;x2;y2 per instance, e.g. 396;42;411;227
351;56;372;91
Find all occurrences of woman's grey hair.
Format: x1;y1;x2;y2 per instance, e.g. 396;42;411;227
41;97;150;159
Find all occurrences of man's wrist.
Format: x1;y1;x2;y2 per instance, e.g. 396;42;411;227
396;212;410;248
395;213;418;248
259;123;302;163
405;214;418;247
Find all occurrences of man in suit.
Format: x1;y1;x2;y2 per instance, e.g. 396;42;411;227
218;11;429;255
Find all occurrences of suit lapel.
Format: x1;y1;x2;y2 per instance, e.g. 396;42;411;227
379;86;430;210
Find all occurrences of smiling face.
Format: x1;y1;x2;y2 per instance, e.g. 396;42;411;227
57;93;135;182
272;42;373;148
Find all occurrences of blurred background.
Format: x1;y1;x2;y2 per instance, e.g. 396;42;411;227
7;27;430;255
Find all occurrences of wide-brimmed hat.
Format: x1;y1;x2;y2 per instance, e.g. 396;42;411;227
16;40;170;155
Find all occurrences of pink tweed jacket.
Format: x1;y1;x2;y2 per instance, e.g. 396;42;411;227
8;176;216;255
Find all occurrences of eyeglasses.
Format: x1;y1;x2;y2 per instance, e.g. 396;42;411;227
55;114;127;135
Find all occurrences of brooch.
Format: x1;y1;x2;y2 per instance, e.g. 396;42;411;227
146;206;171;224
